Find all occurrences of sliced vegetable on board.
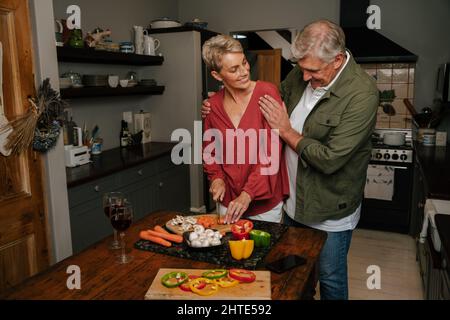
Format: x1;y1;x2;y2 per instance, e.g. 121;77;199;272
161;272;189;288
179;275;206;292
202;269;228;280
214;277;239;288
189;278;219;296
229;269;257;283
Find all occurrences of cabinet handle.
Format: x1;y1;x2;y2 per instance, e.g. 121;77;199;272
138;170;143;176
94;185;100;192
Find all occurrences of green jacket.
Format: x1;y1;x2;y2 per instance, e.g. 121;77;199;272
280;54;379;224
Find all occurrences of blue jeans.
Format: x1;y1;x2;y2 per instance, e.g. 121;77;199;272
284;213;353;300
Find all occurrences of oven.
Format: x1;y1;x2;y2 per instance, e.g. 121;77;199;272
359;129;414;234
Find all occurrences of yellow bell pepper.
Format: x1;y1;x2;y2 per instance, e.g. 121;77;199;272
229;239;254;260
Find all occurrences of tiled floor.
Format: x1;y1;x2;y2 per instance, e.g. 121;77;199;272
316;228;424;300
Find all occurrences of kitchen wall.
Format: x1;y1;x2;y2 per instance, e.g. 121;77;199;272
53;0;179;150
361;63;415;129
178;0;450;113
371;0;450;112
178;0;340;34
53;0;178;42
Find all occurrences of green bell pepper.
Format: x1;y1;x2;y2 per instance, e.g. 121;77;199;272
161;272;189;288
249;230;271;248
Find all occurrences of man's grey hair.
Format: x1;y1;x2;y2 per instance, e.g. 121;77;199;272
291;20;346;63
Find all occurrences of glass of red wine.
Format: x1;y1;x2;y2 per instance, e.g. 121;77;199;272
110;202;133;264
102;192;124;250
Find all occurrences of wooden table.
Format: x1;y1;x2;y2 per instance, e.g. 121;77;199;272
1;211;327;300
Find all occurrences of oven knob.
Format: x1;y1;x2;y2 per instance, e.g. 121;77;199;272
400;154;408;161
375;153;383;160
384;153;391;160
392;154;399;161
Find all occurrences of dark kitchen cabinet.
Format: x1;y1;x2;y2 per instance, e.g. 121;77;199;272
68;155;190;254
416;228;450;299
410;159;426;237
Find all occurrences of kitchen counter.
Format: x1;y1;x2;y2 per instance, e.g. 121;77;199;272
1;211;327;300
414;143;450;200
66;142;176;188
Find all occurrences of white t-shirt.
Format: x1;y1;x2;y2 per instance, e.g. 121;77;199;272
283;51;361;232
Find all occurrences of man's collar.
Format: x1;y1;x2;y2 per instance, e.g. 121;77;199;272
323;50;357;99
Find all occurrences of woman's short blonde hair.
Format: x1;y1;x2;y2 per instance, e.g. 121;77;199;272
202;35;243;72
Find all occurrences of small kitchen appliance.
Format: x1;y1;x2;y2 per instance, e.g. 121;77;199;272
65;145;90;168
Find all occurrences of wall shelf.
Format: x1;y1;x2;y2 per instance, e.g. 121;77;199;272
57;46;164;66
60;86;165;99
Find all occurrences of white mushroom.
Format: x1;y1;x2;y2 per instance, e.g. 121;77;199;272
189;232;199;242
193;225;205;233
191;240;202;248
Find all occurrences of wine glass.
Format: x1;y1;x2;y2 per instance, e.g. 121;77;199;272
110;202;133;264
102;192;123;250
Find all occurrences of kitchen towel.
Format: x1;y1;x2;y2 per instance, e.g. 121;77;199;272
364;165;395;201
0;41;13;157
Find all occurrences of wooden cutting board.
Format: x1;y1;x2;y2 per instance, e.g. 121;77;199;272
165;214;233;235
145;268;271;300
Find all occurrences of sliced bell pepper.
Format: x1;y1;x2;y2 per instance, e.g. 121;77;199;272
190;278;219;296
249;230;271;248
229;269;256;283
179;275;206;292
202;269;228;280
214;276;239;288
231;219;254;240
161;271;189;288
229;239;254;260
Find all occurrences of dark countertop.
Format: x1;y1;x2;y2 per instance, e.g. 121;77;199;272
414;143;450;200
435;214;450;273
66;142;176;188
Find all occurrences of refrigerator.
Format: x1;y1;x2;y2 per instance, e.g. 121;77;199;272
147;28;221;213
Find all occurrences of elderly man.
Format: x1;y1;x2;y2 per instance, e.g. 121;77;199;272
258;20;379;300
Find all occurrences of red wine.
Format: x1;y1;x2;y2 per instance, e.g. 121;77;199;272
111;217;132;231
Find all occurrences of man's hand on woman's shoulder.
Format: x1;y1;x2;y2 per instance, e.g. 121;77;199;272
201;92;217;119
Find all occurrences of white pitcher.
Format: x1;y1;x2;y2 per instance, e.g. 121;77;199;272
144;35;160;56
133;26;148;55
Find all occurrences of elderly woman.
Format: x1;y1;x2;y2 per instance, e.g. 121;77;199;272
202;35;289;224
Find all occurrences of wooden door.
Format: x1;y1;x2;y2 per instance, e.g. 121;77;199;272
249;49;282;87
0;0;49;293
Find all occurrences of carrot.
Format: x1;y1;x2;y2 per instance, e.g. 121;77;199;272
139;231;172;247
197;216;215;228
154;225;170;234
145;229;184;244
